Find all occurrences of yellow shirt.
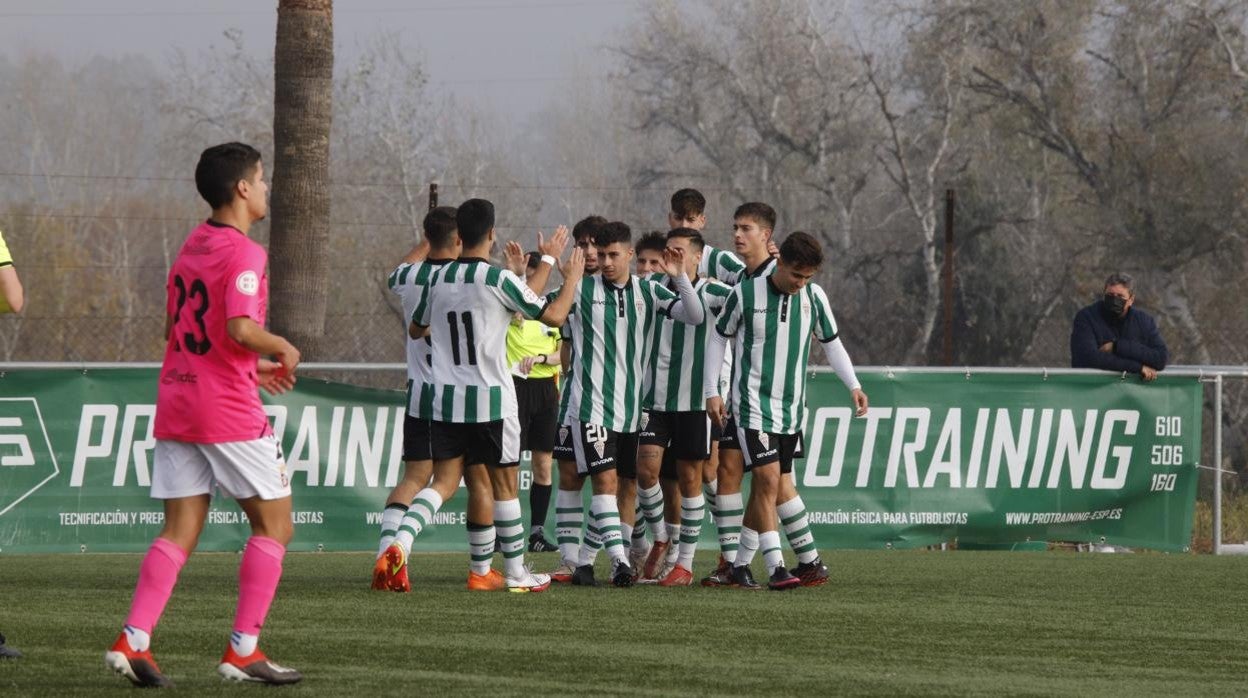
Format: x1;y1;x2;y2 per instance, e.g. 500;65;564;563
0;229;13;314
506;319;561;380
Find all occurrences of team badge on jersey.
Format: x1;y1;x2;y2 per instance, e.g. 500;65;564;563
758;432;770;450
559;425;569;444
639;412;650;431
236;270;260;296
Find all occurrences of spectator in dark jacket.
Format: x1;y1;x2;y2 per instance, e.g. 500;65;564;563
1071;272;1168;381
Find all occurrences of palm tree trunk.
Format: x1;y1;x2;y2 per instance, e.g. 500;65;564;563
269;0;333;356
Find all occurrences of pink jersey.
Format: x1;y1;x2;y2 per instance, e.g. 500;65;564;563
154;220;271;443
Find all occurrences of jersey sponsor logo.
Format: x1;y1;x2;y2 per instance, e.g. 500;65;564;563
751;308;773;314
236;270;260;296
520;286;541;305
161;368;198;385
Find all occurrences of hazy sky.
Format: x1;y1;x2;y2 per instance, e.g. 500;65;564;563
0;0;637;123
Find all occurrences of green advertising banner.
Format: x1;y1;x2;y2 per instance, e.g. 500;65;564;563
0;368;1201;554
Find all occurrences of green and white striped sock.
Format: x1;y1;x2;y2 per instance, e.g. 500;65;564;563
394;489;443;556
638;484;666;542
760;530;784;575
677;494;704;569
377;503;408;558
494;498;526;579
716;492;743;564
777;495;818;564
555;489;583;563
467;522;495;575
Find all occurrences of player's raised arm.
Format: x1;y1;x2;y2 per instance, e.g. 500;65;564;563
538;247;584;328
525;225;569;295
660;246;705;326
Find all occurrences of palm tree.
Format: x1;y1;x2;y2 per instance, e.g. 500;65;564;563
269;0;333;356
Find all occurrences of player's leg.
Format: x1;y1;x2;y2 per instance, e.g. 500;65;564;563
463;462;503;590
522;377;558;552
571;421;634;587
528;450;557;551
729;425;784;591
636;412;669;578
484;416;550;592
775;432;826;586
384;420;472;590
747;435;801;591
552;423;586;581
703;418;744;586
375;415;434;563
658;451;682;575
204;434;303;684
381;456;462;591
703;437;720;535
615;468;637;562
660;412;712;586
106;440;211;688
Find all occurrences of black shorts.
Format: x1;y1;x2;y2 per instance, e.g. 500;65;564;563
732;421;803;475
430;417;521;467
402;414;433;462
561;419;639;477
514;376;559;452
660;448;678;481
639;410;713;461
719;416;741;450
554;421;574;462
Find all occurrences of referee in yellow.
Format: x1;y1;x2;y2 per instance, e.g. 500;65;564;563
0;228;24;314
508;251;562;552
0;228;24;659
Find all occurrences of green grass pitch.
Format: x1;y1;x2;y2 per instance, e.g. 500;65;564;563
1;550;1245;696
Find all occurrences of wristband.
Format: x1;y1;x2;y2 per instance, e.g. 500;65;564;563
540;254;556;267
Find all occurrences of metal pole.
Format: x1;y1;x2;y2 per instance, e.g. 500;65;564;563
943;188;955;366
1214;374;1223;554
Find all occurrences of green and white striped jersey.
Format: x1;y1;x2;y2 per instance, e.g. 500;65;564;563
699;244;747;285
413;258;547;423
644;275;733;412
715;271;839;434
388;258;452;419
554;273;702;432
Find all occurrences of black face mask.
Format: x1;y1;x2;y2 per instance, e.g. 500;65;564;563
1103;294;1127;316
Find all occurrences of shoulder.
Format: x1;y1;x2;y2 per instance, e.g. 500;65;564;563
1130;307;1159;327
233;232;266;260
703;279;732;297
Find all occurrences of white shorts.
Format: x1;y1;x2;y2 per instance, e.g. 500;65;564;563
151;435;292;501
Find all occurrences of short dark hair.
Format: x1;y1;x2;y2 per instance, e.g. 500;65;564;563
636;231;667;255
670;189;706;219
779;231;823;269
596;221;632;247
456;198;494;248
734;202;776;231
525;251;543;270
1104;272;1134;295
572;215;608;244
195;142;262;209
423;206;458;247
666;227;705;252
